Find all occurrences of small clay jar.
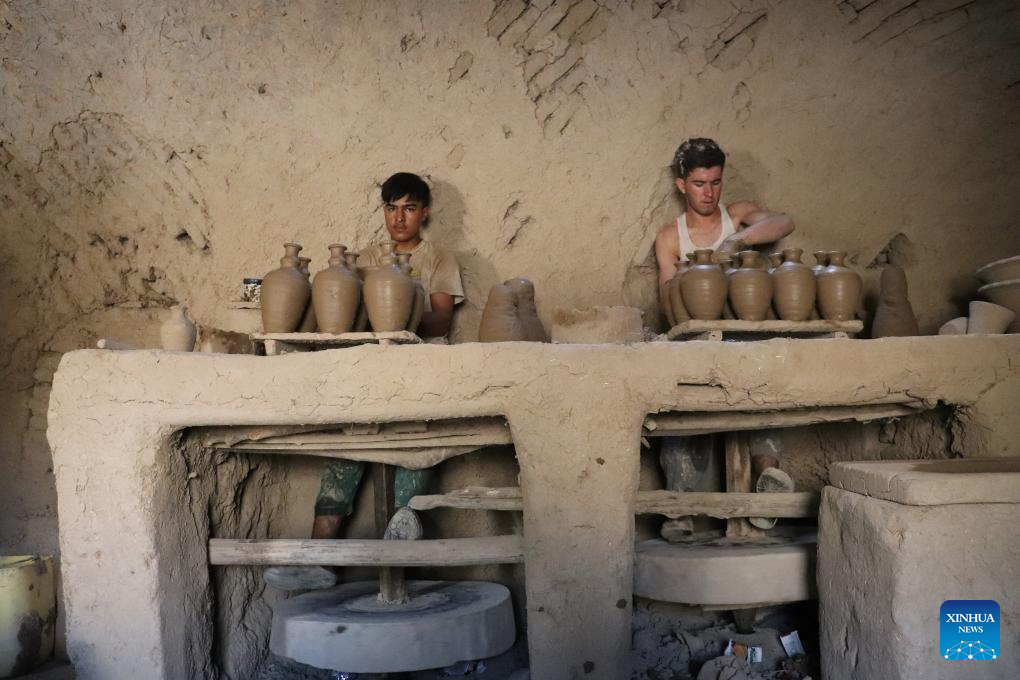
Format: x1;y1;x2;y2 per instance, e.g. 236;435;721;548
362;242;415;332
313;244;363;334
261;243;311;332
811;251;830;275
396;252;427;333
767;252;783;273
667;259;691;325
817;251;862;321
506;277;547;341
771;247;816;322
479;284;526;342
729;251;773;321
679;249;728;320
296;257;318;332
161;304;197;351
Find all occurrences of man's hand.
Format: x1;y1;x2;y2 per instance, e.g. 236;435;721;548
418;292;455;338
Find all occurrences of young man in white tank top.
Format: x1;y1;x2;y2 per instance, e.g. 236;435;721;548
653;138;796;541
655;138;794;286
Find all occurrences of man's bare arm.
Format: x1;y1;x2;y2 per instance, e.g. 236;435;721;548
721;202;795;252
418;292;455;338
655;225;680;286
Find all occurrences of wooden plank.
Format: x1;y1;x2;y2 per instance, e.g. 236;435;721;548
201;418;508;448
222;431;512;451
208;535;525;566
254;331;422;347
643;402;926;436
667;319;862;340
725;432;765;538
408;487;819;519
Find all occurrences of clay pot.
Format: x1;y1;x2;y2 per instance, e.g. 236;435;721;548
817;251;861;322
396;252;427;333
313;244;363;334
668;259;691;325
811;251;830;275
771;247;816;322
978;279;1020;332
938;317;969;335
660;280;676;328
975;254;1020;284
967;300;1015;334
296;257;317;332
506;277;547;342
729;251;773;321
767;252;783;273
345;252;370;332
261;243;311;332
679;249;728;320
362;242;415;332
479;284;526;341
160;305;197;351
871;265;918;338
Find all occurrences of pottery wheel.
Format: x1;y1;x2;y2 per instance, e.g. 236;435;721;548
269;580;515;674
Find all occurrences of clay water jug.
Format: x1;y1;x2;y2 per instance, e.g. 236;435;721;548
362;242;415;332
680;249;727;320
479;284;526;342
261;243;311;332
811;251;830;275
313;244;362;334
667;259;691;325
160;304;197;351
871;265;918;337
506;277;547;342
729;251;773;321
396;252;426;333
771;247;816;321
817;251;861;321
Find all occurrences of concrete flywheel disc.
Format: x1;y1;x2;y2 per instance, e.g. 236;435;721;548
269;580;515;674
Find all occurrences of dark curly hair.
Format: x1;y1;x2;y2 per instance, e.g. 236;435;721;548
671;138;726;179
381;172;431;207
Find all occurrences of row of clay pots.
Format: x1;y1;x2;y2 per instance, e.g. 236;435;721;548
261;241;424;334
661;247;862;324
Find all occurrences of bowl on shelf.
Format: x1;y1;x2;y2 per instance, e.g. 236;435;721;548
976;254;1020;285
978;279;1020;333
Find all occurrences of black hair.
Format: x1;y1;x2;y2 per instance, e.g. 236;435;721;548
381;172;431;207
671;138;726;179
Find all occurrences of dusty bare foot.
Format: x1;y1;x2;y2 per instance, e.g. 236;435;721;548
384;507;423;540
660;517;695;542
263;565;338;591
748;467;795;530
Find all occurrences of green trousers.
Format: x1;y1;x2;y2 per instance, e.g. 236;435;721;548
313;459;434;517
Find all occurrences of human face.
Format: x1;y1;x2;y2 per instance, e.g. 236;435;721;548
676;166;724;217
383;195;429;246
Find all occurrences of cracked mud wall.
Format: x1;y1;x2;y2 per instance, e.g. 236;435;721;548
2;0;1019;620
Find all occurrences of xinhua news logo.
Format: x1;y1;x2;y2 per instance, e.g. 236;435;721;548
941;600;999;661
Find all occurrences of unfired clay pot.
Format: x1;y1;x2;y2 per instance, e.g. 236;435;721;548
667;259;691;325
345;252;370;332
729;251;773;321
397;252;426;333
363;242;415;332
313;244;362;334
506;277;547;342
811;251;830;275
160;305;197;351
771;247;816;322
871;265;918;338
261;243;311;332
938;317;969;335
767;252;783;273
817;251;861;322
967;300;1015;334
479;284;526;342
296;257;318;332
680;249;728;321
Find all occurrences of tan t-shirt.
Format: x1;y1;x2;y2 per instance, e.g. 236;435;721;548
359;239;465;308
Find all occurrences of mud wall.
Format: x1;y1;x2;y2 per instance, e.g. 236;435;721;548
2;0;1019;611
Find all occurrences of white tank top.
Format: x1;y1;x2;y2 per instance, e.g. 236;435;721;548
677;203;736;258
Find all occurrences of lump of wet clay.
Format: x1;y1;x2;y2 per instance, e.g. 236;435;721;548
478;284;526;342
870;265;919;338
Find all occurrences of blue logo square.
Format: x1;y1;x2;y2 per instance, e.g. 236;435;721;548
941;600;1000;661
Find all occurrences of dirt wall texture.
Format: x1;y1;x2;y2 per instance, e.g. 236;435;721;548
3;0;1020;611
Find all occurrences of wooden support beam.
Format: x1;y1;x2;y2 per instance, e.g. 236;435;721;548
725;432;766;539
643;402;927;437
208;535;525;567
407;487;819;519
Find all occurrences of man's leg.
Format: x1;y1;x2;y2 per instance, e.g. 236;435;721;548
264;459;366;590
383;466;436;540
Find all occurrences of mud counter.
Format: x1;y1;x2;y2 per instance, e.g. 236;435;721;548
46;336;1020;680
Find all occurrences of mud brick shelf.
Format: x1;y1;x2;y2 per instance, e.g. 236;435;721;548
254;330;422;355
667;318;863;341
